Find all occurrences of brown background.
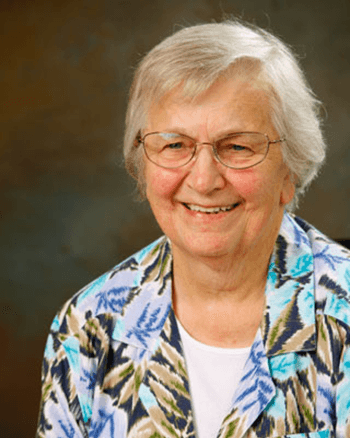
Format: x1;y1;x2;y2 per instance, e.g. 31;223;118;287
1;0;349;436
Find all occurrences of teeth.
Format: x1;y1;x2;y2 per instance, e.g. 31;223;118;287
185;203;237;214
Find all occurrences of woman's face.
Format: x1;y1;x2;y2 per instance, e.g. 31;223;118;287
143;77;295;261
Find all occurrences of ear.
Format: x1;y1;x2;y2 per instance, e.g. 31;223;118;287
280;171;296;206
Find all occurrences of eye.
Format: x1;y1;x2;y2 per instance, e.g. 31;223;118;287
222;142;251;153
230;144;247;151
217;138;255;159
165;142;184;150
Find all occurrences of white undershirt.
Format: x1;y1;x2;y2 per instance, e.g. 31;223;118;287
177;320;250;438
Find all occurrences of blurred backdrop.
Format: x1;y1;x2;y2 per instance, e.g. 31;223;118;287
1;0;349;436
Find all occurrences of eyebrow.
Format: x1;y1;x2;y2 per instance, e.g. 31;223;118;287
151;128;251;140
158;132;185;139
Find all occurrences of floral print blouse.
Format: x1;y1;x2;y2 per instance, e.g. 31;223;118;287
36;213;350;438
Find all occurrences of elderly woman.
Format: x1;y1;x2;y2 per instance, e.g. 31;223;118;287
37;20;350;438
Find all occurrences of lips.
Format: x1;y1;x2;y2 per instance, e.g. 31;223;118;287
183;202;240;214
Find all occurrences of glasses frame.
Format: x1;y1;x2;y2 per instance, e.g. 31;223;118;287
137;131;286;170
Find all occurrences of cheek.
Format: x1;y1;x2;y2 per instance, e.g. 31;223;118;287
229;170;267;201
145;166;183;201
229;168;285;206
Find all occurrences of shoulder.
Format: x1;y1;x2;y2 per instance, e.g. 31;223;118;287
292;215;350;325
49;236;172;339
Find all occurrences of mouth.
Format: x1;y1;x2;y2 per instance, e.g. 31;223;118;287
183;202;240;214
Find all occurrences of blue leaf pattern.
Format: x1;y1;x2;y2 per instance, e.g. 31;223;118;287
126;302;171;348
81;368;96;391
314;245;349;271
58;420;76;438
89;410;115;437
95;286;128;314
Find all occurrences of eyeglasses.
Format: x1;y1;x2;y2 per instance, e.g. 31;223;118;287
137;131;285;170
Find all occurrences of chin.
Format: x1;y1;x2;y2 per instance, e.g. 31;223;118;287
176;235;240;260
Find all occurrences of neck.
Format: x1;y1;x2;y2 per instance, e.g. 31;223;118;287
171;224;279;348
172;232;274;299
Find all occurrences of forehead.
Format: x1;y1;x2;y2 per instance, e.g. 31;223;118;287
146;76;274;136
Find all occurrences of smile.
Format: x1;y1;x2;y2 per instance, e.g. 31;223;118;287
183;203;240;214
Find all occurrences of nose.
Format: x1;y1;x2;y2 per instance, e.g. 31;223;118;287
186;144;226;194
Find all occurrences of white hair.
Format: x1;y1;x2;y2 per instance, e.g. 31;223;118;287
124;20;326;210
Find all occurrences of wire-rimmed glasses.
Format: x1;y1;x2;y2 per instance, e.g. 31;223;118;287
137;131;285;170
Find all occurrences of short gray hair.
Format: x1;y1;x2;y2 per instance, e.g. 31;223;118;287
124;20;326;210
